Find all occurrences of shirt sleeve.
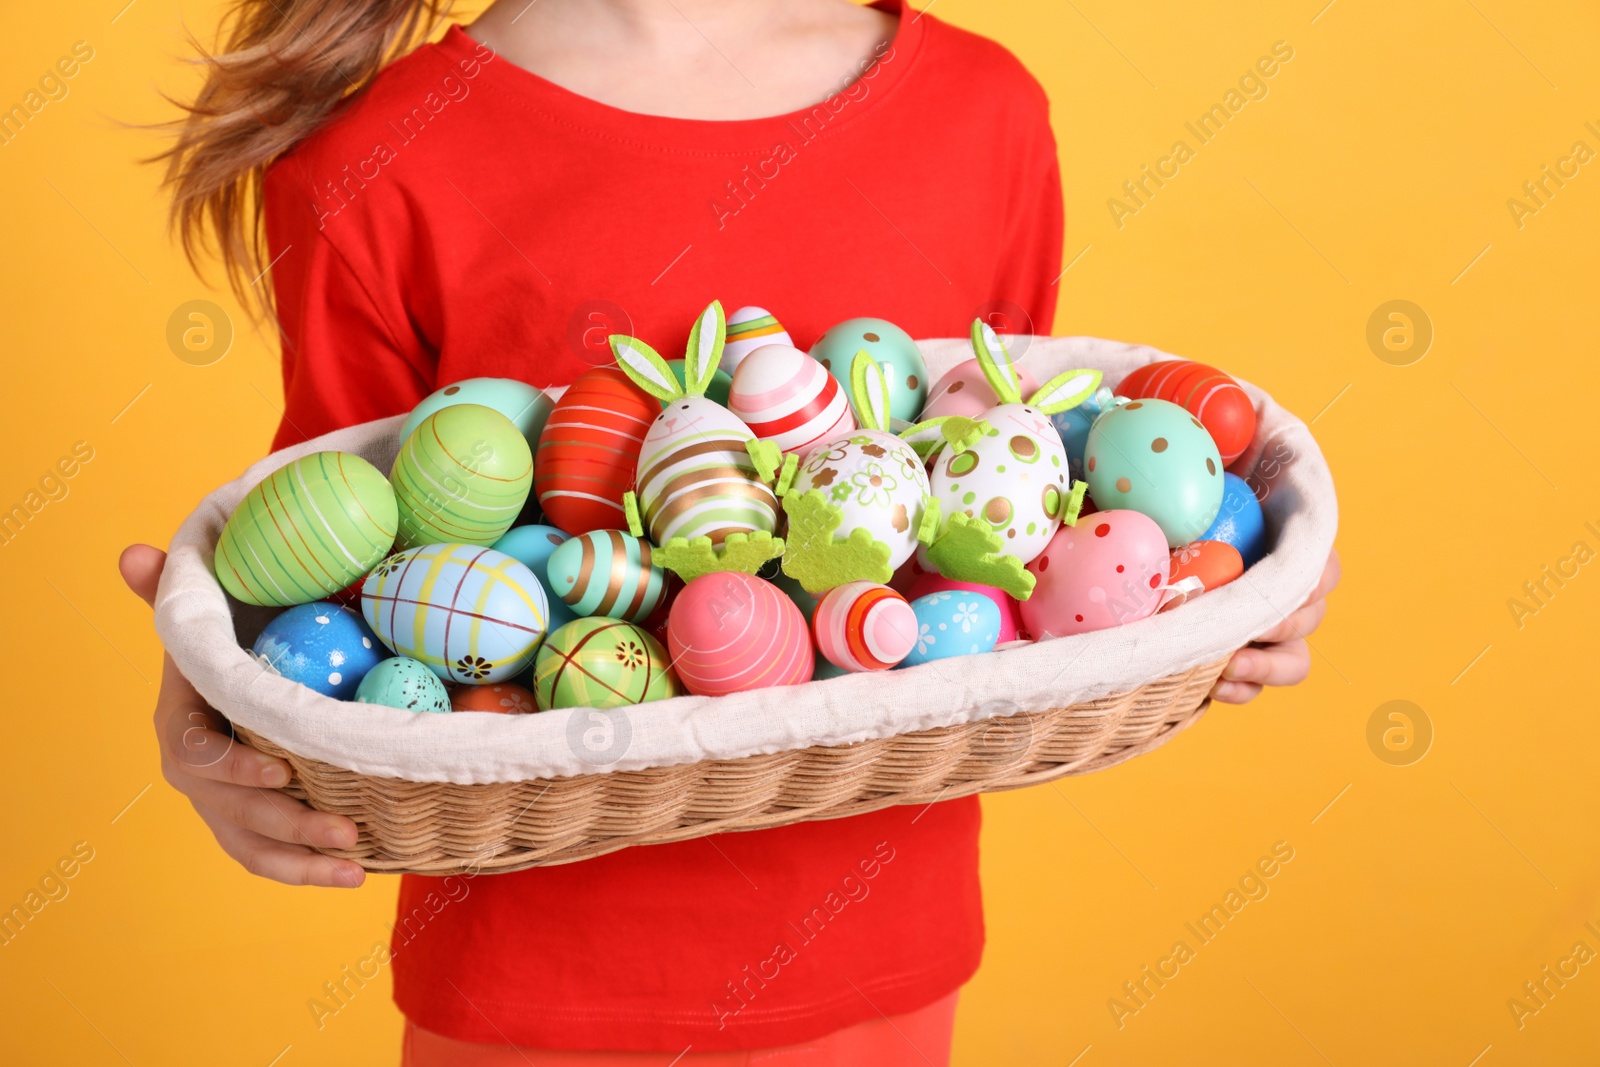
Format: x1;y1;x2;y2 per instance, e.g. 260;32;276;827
263;154;437;451
991;89;1064;337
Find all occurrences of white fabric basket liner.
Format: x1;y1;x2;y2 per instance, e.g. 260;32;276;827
156;336;1338;785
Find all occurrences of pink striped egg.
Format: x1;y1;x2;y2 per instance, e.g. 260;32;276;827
728;345;856;457
812;581;918;672
667;572;814;696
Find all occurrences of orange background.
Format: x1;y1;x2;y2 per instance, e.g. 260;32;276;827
2;1;1598;1064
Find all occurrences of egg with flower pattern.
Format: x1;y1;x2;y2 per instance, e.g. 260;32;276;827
790;430;929;570
897;591;1002;668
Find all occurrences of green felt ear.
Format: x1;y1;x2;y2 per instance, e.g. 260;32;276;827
899;416;991;460
970;320;1022;405
1027;369;1104;415
682;301;727;397
849;350;891;432
623;491;644;538
775;452;800;497
1060;480;1088;526
746;438;781;484
916;496;943;545
611;335;682;402
925;512;1036;600
779;489;893;593
652;531;785;582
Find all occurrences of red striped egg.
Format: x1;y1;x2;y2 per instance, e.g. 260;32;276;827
667;572;813;696
728;344;856;457
1115;360;1256;464
812;581;918;672
533;366;656;535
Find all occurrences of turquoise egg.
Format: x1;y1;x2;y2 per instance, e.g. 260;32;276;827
354;657;452;713
361;543;549;683
401;378;554;455
811;318;928;428
545;529;667;623
665;359;733;407
493;524;580;631
897;591;1002;668
251;602;385;699
1085;398;1224;548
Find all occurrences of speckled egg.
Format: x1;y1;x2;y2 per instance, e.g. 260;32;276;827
812;581;918;672
400;378;554;456
1084;399;1224;548
354;657;451;713
898;591;1002;668
534;617;681;710
391;404;533;550
921;358;1039;422
450;681;538;714
636;399;777;546
811;318;927;428
929;404;1073;565
492;524;580;632
251;602;385;699
1198;473;1267;567
215;451;397;607
906;573;1022;645
361;543;548;683
721;306;792;370
790;430;929;569
545;529;666;622
667;572;813;696
728;345;856;457
1021;509;1171;638
1117;360;1257;464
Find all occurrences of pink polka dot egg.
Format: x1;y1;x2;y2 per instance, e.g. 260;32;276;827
1021;509;1171;639
728;344;856;457
812;581;918;672
667;572;814;696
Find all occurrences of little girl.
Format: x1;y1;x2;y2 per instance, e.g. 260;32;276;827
123;1;1338;1062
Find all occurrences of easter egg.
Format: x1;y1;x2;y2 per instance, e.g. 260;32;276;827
492;524;581;632
812;581;918;672
1169;540;1245;596
1020;510;1170;638
355;657;451;713
545;529;667;622
929;404;1072;565
391;404;533;550
636;399;777;546
400;378;554;455
721;306;792;370
790;430;929;569
1116;360;1257;464
811;318;927;428
533;618;681;710
251;602;384;699
534;365;657;535
898;591;1002;668
666;359;733;407
361;543;549;683
1050;388;1115;483
1085;399;1224;548
450;681;537;714
728;345;857;457
215;451;397;607
921;358;1039;422
1199;472;1267;567
906;573;1021;645
667;572;813;696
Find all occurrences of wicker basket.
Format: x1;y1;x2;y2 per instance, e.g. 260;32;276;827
235;656;1226;875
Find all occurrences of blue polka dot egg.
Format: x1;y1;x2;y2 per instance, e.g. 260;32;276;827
251;602;385;699
897;591;1002;668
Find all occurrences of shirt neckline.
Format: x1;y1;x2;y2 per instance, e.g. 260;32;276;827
438;0;925;155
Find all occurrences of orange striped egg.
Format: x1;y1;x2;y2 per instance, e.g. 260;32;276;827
721;306;792;371
534;366;656;535
812;581;918;672
667;572;813;696
637;399;778;546
728;345;856;457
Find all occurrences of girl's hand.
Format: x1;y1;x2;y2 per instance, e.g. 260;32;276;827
1211;548;1340;705
119;545;366;888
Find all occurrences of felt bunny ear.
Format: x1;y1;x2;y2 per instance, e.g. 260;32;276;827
610;335;682;402
850;350;892;432
970;320;1022;405
1026;368;1104;415
682;301;727;398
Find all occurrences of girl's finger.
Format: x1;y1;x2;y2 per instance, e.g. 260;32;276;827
161;708;292;789
1313;548;1342;600
1256;597;1328;645
203;815;366;889
190;778;358;850
1211;680;1262;705
1224;639;1311;687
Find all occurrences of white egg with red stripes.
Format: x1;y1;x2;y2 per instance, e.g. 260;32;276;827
728;344;856;457
811;581;918;672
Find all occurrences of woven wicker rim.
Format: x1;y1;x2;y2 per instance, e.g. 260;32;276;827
238;655;1229;875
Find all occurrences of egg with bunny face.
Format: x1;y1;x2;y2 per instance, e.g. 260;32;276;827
929;403;1073;565
791;429;928;570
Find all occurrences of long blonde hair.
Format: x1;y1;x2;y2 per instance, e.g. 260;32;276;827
161;0;450;314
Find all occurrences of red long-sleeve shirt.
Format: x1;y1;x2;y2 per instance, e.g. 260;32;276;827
264;1;1061;1050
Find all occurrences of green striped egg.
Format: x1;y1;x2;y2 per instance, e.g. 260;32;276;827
215;451;397;607
636;399;777;546
391;404;533;551
533;618;681;710
545;529;666;623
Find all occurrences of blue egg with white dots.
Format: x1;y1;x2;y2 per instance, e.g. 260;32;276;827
1199;473;1267;567
251;602;385;698
493;524;580;632
897;591;1002;668
1051;386;1115;483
